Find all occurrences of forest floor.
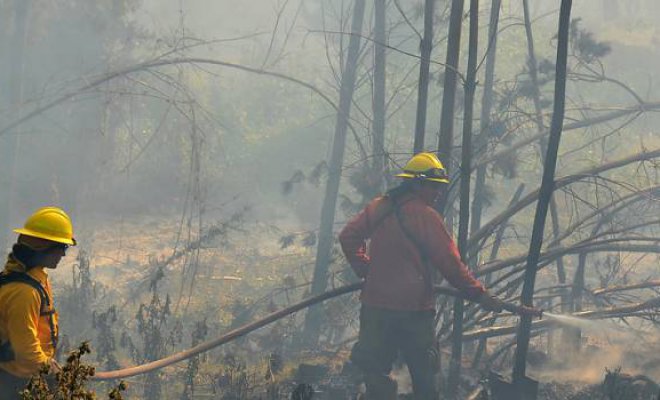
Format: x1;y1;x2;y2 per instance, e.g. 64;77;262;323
44;215;660;399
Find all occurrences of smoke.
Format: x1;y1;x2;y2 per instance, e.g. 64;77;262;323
530;323;660;384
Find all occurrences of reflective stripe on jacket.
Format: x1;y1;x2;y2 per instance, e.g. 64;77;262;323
0;256;58;378
339;194;485;310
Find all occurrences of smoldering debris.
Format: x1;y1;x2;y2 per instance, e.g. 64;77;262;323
287;366;660;399
537;369;660;400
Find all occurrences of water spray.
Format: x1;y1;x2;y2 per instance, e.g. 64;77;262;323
541;312;593;329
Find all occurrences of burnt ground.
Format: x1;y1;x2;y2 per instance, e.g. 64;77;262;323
287;362;660;399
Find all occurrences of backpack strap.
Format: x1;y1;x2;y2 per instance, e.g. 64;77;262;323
0;272;58;350
364;195;434;307
391;199;435;305
366;196;414;234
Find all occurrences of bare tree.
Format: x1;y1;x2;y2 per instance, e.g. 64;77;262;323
448;0;479;394
522;0;568;325
413;0;435;153
437;0;464;212
302;0;367;346
373;0;387;182
0;0;30;252
469;0;502;256
512;0;573;385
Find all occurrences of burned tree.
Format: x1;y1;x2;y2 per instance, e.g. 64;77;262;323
448;0;480;394
413;0;436;153
302;0;367;346
512;0;573;386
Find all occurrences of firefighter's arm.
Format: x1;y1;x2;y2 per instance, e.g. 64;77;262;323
339;206;372;279
421;210;486;300
5;287;50;373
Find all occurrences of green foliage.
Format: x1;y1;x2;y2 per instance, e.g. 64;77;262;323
277;230;318;251
281;162;327;196
136;285;171;399
278;234;297;250
492;153;518;179
281;171;306;196
569;18;612;63
301;232;317;248
214;353;250;399
58;251;100;345
181;319;209;400
19;342;127;400
92;307;119;371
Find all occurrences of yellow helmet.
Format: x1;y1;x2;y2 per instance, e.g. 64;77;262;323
395;152;449;183
14;206;76;245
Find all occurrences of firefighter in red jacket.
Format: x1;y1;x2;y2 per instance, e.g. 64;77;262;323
339;152;504;399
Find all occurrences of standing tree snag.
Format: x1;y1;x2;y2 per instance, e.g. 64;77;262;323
0;0;30;252
522;0;568;329
437;0;464;214
373;0;387;185
512;0;573;385
470;0;502;256
302;0;366;346
413;0;435;153
448;0;479;394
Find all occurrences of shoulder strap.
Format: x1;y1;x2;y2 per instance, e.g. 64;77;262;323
0;272;50;309
0;272;58;349
391;200;435;298
366;196;416;234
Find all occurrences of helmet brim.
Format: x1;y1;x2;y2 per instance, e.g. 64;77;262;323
13;228;76;246
395;172;449;184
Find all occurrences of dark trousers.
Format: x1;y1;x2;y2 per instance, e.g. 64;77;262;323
351;305;439;400
0;369;28;400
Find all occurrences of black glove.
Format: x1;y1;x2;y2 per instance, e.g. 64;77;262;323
477;291;505;313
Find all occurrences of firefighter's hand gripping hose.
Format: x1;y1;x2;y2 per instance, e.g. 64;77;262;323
92;282;540;381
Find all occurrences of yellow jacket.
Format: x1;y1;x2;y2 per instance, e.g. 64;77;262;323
0;256;58;378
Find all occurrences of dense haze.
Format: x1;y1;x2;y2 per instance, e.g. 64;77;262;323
1;0;660;398
1;1;659;237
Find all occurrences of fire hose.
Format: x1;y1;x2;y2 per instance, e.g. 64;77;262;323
92;282;539;380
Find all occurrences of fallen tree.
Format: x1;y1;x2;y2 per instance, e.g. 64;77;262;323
469;148;660;254
461;295;660;341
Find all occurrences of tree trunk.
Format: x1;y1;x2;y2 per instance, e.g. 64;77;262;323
566;204;608;351
567;252;587;351
469;0;501;260
522;0;567;285
0;0;30;252
512;0;572;384
373;0;387;183
447;0;478;395
413;0;436;153
301;0;366;346
437;0;465;213
522;0;568;353
472;183;524;368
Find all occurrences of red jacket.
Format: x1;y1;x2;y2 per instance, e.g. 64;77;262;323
339;193;485;311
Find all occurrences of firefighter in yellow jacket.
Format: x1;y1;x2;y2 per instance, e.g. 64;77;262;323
0;207;75;397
